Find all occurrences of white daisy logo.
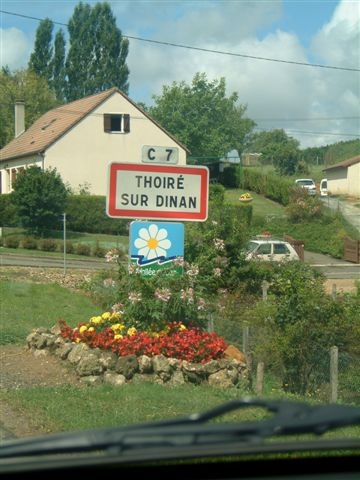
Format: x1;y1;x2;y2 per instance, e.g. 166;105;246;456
134;223;171;261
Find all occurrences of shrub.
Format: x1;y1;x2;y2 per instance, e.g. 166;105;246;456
76;243;91;256
66;195;129;235
286;188;323;222
4;236;20;248
58;241;75;254
22;237;38;250
38;238;58;252
92;245;107;258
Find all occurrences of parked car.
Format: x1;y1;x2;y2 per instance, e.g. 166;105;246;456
294;178;317;196
320;178;328;196
245;238;300;262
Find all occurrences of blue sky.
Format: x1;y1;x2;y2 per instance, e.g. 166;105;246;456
1;0;359;148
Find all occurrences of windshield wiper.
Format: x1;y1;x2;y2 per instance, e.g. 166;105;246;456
1;398;360;461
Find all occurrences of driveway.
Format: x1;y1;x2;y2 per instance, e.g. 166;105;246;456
321;197;360;234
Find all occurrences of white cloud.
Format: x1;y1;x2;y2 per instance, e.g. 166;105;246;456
126;1;359;148
0;27;32;70
1;0;358;148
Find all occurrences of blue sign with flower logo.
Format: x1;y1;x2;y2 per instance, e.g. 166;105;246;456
129;221;184;276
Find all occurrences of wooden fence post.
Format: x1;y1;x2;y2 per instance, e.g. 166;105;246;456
242;325;249;354
256;362;264;395
330;346;338;403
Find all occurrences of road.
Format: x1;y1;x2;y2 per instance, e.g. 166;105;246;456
303;251;360;280
321;196;360;234
1;251;359;279
0;252;114;271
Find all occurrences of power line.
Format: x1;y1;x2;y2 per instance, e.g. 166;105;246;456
1;9;359;72
253;126;359;138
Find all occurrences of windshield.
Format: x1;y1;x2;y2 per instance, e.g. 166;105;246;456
296;180;314;186
1;0;359;476
246;241;259;253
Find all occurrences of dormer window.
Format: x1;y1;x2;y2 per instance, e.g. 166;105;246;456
103;113;130;133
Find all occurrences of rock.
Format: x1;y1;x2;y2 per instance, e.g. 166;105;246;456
224;345;246;364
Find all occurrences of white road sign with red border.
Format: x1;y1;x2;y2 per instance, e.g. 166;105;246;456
106;163;209;221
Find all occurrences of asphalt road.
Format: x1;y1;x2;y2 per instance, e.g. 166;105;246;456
0;252;114;271
1;250;359;279
321;197;360;234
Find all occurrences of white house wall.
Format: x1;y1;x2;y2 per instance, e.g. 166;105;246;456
327;163;360;197
347;163;360;196
44;93;187;195
0;154;43;194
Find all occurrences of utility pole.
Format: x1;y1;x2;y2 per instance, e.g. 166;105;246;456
62;213;66;276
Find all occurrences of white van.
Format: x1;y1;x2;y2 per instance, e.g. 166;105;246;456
320;178;328;196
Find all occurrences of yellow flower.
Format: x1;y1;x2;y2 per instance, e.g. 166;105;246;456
127;327;137;336
101;312;111;320
114;334;123;340
88;327;94;332
89;316;102;325
179;324;187;331
110;323;125;332
240;192;252;199
79;325;88;333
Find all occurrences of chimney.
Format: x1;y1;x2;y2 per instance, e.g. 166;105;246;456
15;100;25;138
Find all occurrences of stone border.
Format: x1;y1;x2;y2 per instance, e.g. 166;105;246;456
26;327;249;389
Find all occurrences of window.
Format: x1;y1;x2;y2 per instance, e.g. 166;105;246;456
103;113;130;133
258;243;271;254
273;243;289;254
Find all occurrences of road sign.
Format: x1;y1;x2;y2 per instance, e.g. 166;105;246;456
129;221;184;277
106;162;209;221
141;145;178;164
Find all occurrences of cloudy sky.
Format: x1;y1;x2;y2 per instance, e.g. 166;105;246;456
1;0;359;149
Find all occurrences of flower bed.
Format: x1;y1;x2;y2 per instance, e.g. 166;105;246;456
26;327;249;389
239;192;253;202
59;312;228;364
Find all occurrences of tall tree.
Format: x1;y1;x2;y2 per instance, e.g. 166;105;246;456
11;166;68;236
0;68;57;148
28;18;54;85
65;1;129;100
245;129;300;175
51;30;67;102
149;72;255;159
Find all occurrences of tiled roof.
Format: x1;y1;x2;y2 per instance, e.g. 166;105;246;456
323;155;360;171
0;87;189;162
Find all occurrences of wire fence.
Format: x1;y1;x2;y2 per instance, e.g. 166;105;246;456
240;325;360;405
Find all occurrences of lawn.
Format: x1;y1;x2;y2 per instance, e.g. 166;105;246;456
225;188;285;218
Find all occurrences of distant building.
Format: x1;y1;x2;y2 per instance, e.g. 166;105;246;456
241;153;262;166
323;156;360;197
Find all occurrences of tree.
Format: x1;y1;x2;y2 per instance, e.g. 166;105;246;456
245;129;300;175
250;261;357;395
28;18;54;85
0;68;58;148
51;30;67;102
65;1;129;100
149;72;255;159
11;166;68;236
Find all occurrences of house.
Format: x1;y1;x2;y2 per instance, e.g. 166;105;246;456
322;155;360;197
0;87;189;195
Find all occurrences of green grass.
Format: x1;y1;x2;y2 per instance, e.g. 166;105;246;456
1;276;359;437
0;275;274;433
225;189;285;218
0;383;266;433
0;281;102;345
